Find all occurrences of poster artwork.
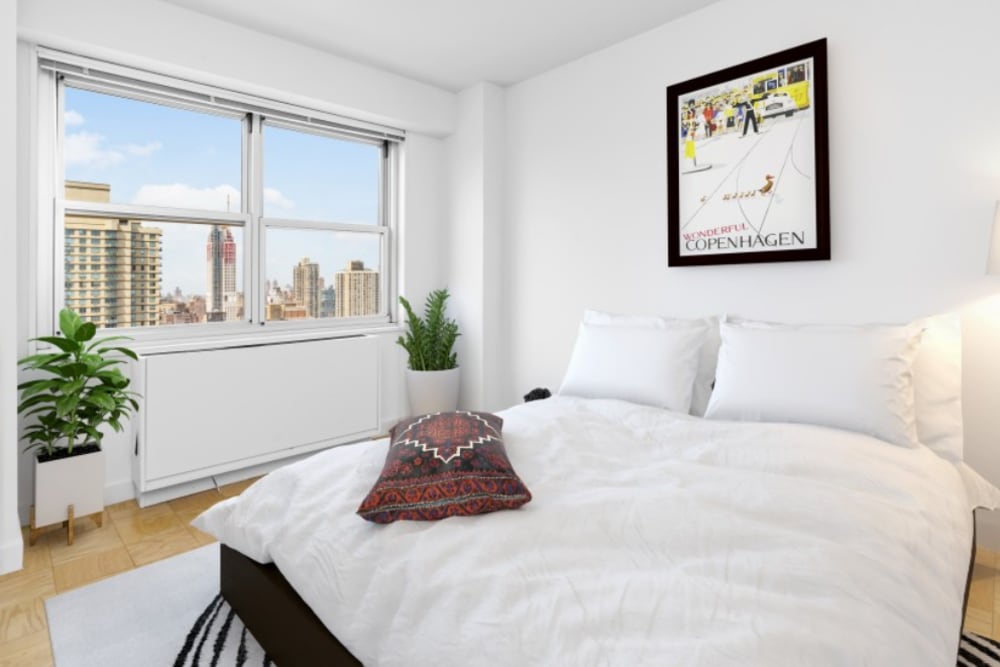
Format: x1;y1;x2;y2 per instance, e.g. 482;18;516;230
667;39;829;266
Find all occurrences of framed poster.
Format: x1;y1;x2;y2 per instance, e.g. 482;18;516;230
666;39;830;266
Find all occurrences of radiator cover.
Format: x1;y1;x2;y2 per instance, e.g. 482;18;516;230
133;336;379;494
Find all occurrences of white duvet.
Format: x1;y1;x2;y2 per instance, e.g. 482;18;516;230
195;397;998;666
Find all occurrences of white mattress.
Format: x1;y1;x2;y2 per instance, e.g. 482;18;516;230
195;397;995;666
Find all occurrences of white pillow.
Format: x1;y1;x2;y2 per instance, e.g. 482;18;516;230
912;314;963;460
559;320;705;412
704;318;922;447
582;310;720;416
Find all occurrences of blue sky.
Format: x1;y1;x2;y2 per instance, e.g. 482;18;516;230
64;86;381;296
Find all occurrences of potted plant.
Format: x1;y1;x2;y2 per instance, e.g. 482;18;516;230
17;309;140;545
396;289;461;415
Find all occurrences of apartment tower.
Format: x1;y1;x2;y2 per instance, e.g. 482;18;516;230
293;257;320;319
334;260;379;318
64;181;162;328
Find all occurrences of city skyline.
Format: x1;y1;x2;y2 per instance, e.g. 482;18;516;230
159;250;382;323
67;180;380;326
266;258;379;321
64;85;382;297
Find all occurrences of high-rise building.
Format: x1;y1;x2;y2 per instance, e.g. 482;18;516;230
224;292;243;322
282;305;308;320
266;302;285;321
206;225;237;322
64;181;162;328
293;257;320;319
320;285;336;318
334;260;379;318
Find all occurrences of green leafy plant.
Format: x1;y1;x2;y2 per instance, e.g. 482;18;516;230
17;309;140;458
396;289;460;371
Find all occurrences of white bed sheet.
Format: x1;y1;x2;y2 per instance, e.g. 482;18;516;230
195;397;992;666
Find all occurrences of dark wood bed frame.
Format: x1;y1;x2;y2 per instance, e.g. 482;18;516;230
220;544;361;666
221;513;979;665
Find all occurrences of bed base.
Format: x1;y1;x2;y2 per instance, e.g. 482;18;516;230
220;513;979;665
220;544;360;666
963;512;977;630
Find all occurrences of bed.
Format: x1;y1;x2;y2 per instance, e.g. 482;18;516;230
196;395;991;666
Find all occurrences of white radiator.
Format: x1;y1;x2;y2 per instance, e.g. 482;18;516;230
132;336;379;497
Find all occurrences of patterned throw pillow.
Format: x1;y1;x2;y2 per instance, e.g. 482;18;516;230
357;411;532;523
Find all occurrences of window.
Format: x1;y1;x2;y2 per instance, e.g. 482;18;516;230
261;124;387;323
40;50;401;338
264;228;381;321
63;87;243;211
263;125;380;224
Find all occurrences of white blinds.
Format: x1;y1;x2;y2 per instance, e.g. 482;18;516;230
38;47;406;144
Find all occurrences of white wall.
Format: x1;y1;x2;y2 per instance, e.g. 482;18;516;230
503;0;1000;544
16;0;455;136
12;0;455;526
0;0;25;574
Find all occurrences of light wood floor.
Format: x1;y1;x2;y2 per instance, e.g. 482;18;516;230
0;478;257;667
0;484;996;665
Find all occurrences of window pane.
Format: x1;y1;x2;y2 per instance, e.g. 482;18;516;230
264;228;381;321
63;86;242;212
263;125;380;224
65;209;244;328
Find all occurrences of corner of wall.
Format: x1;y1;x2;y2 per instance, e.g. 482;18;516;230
445;82;509;412
0;0;23;575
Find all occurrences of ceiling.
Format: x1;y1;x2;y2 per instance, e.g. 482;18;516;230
161;0;719;91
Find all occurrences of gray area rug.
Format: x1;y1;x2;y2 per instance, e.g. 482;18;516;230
45;543;269;666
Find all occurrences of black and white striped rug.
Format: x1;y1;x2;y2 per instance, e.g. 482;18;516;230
175;615;997;667
959;633;1000;666
175;619;998;666
175;594;270;666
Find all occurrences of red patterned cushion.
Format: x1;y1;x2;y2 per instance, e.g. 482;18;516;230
357;411;532;523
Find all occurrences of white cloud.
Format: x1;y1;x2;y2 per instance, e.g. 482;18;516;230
132;184;294;214
64;110;85;127
64;132;124;169
132;183;241;212
264;187;295;210
63;132;161;169
124;141;163;157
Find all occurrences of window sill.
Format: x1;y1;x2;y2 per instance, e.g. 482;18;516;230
123;323;403;356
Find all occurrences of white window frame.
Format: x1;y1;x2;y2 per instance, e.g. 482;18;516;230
255;117;392;333
36;48;402;349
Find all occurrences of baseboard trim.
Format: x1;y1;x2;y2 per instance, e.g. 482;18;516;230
379;419;398;437
0;527;24;575
132;442;383;507
104;478;135;507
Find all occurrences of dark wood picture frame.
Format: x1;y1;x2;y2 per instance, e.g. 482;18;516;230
666;39;830;266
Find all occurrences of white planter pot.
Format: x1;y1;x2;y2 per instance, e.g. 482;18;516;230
34;448;105;527
406;368;461;416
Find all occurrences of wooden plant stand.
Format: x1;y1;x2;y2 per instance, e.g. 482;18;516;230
28;504;104;546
